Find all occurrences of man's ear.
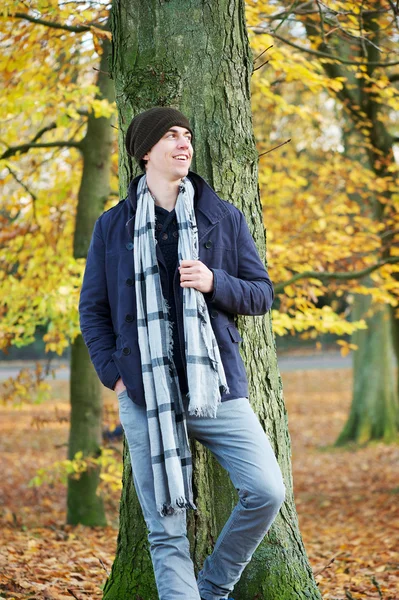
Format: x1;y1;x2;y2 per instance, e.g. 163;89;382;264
143;151;150;161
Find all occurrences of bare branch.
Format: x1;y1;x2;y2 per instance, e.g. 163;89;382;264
272;0;304;34
265;9;318;22
274;257;399;294
0;122;57;155
252;29;399;68
316;1;390;18
97;556;110;576
11;11;94;33
93;67;111;76
316;0;326;45
313;556;336;577
253;45;273;63
260;5;390;21
1;140;82;160
259;139;291;158
253;59;270;72
30;122;57;143
6;166;37;202
387;0;399;16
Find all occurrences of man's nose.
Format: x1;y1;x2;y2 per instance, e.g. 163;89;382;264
177;136;190;148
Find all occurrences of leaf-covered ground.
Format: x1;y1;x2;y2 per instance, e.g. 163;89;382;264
0;368;398;599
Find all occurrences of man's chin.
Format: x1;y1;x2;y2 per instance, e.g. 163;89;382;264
175;165;190;178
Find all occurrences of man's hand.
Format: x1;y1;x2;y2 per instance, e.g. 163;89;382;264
114;378;126;395
179;260;214;293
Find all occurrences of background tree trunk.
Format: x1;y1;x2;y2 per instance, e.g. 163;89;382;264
68;35;115;525
335;118;398;446
103;0;321;598
304;3;399;445
337;289;398;445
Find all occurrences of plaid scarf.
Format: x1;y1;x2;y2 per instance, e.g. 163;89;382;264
133;174;229;516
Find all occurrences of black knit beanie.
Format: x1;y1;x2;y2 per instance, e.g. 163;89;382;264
125;107;193;166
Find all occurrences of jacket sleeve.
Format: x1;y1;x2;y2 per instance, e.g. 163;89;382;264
208;210;274;316
79;217;120;390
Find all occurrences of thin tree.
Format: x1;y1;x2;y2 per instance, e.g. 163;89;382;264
4;7;116;524
68;31;115;526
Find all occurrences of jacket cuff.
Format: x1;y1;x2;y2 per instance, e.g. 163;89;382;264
102;359;121;391
203;268;217;302
208;268;220;302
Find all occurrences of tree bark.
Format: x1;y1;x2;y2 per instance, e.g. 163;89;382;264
337;289;398;445
67;35;115;525
103;1;321;598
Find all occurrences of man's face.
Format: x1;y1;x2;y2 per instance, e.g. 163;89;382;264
143;126;193;179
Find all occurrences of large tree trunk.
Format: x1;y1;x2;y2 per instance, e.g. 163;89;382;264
67;36;115;525
103;1;321;598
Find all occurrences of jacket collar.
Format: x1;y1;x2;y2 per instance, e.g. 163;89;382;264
127;171;229;227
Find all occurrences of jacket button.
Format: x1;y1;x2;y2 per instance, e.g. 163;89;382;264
204;240;212;249
211;310;218;319
126;278;133;286
126;242;134;250
122;347;131;356
125;314;135;322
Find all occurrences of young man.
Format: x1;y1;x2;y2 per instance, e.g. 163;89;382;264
79;106;285;600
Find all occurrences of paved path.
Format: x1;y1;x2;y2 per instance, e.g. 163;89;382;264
0;351;352;381
277;351;351;372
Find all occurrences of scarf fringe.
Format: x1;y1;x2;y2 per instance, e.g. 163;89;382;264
189;403;220;418
158;498;197;517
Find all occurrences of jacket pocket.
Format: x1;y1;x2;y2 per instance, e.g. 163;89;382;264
227;325;242;343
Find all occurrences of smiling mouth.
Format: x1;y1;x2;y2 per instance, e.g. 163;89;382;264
173;155;189;161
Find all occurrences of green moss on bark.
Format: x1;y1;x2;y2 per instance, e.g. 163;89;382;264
104;0;322;598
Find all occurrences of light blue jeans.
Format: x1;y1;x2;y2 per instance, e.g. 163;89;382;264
118;392;286;600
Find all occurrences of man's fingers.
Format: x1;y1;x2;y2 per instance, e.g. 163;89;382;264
179;260;204;270
179;264;203;274
180;259;198;267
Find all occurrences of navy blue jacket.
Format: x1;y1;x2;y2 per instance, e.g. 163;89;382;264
79;171;274;406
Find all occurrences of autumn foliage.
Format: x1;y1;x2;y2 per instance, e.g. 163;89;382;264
1;1;399;360
0;1;116;358
247;0;399;342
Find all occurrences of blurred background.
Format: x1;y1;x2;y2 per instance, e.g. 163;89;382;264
0;1;398;599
